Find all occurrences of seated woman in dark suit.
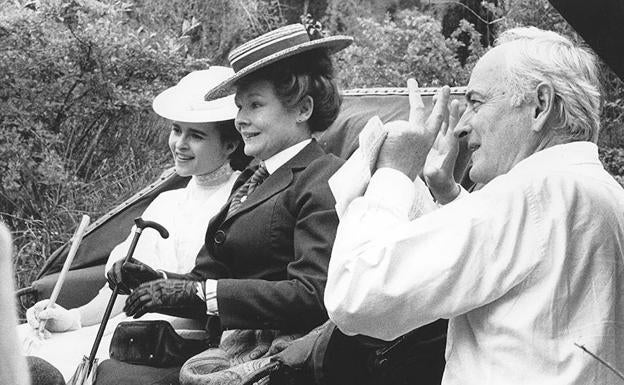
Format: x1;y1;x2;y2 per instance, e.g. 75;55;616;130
105;22;353;384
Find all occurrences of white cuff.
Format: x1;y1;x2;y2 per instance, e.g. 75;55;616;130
204;279;219;315
365;168;415;217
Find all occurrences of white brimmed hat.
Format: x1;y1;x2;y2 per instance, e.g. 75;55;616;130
203;23;353;101
152;66;238;123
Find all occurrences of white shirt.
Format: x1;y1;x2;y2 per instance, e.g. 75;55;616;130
204;139;312;314
106;167;240;274
326;142;624;385
18;166;239;381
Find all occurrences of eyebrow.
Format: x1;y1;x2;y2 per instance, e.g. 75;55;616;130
465;90;486;101
188;128;207;136
235;92;263;104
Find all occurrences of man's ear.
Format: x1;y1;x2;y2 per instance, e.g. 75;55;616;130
531;82;556;133
296;95;314;124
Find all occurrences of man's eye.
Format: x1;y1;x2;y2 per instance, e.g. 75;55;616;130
251;102;261;109
469;100;482;110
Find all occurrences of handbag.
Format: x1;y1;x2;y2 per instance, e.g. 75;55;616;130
109;320;210;367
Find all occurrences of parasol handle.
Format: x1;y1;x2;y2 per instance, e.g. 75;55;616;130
38;215;90;336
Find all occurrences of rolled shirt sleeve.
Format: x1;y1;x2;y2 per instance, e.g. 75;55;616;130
325;169;544;341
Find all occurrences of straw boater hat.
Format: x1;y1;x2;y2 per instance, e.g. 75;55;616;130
203;23;353;101
152;66;238;123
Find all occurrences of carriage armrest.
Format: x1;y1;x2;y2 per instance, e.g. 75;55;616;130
30;265;106;309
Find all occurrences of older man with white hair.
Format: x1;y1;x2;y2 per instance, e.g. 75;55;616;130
325;27;624;385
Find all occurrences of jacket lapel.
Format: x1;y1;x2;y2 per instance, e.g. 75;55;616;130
223;140;326;223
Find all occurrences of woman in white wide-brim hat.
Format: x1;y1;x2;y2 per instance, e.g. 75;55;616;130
19;66;250;381
105;21;354;385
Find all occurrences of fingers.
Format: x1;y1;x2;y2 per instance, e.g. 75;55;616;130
107;259;127;293
449;99;466;135
123;261;149;276
26;300;51;328
123;260;160;289
132;306;150;319
441;104;450;136
268;338;293;355
407;78;425;125
26;307;39;329
37;307;57;321
249;344;270;360
448;100;459;132
123;285;152;317
426;86;451;138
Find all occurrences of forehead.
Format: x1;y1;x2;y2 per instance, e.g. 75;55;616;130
467;46;509;96
235;78;277;100
173;121;218;133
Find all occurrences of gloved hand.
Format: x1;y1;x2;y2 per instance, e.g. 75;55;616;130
267;332;303;356
106;257;163;295
123;279;206;319
26;300;82;333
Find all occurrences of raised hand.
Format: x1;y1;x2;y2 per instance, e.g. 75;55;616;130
26;300;81;333
375;79;451;180
123;278;206;319
424;99;466;203
106;257;163;295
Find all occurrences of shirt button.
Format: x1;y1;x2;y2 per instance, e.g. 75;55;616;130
214;230;226;245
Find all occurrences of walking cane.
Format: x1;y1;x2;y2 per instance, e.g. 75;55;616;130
67;217;169;385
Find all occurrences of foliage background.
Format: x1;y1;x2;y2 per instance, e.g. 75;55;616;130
1;0;623;291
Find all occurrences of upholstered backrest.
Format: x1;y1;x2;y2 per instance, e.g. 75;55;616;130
31;87;468;308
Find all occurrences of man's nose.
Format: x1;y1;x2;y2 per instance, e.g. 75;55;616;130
453;110;471;139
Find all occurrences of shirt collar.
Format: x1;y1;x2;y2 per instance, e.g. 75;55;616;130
512;141;600;174
263;139;312;174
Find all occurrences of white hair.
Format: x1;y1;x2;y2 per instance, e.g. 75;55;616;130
495;27;602;142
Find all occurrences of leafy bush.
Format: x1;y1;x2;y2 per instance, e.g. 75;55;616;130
3;0;624;294
1;0;295;292
0;1;204;288
333;9;484;88
599;147;624;184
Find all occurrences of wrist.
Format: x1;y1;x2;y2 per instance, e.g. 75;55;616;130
68;308;82;331
376;159;424;181
431;181;460;204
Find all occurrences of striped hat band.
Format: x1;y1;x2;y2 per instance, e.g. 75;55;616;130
228;24;311;72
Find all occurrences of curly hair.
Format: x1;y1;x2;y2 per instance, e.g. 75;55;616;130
235;48;342;133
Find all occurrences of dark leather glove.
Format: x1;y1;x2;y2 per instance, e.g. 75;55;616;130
106;257;163;295
123;279;206;319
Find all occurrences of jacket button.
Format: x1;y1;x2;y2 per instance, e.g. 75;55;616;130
214;230;226;245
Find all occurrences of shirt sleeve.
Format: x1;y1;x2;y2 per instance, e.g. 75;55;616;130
325;170;545;341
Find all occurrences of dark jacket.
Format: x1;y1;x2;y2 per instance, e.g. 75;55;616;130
184;140;343;332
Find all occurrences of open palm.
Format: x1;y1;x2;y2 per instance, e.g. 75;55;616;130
424;100;465;203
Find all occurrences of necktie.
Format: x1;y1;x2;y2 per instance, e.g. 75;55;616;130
227;163;269;217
